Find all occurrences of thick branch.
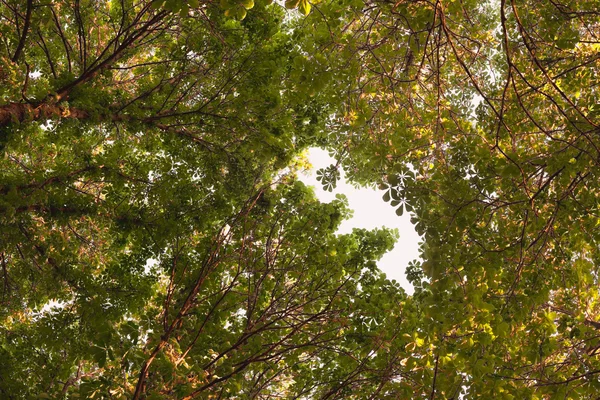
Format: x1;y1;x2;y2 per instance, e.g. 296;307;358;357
0;102;89;126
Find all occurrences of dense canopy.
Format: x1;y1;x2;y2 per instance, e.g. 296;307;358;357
1;0;600;398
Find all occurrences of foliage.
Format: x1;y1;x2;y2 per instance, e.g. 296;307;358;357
309;0;600;397
2;0;600;398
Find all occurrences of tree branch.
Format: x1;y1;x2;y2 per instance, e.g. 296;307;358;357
11;0;33;62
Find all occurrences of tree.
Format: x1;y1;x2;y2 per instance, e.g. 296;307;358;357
3;0;600;398
308;0;600;397
0;0;329;320
0;1;417;398
2;169;412;398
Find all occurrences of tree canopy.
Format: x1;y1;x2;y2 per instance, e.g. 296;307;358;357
1;0;600;398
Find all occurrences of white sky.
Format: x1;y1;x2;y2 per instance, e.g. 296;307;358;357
299;148;421;292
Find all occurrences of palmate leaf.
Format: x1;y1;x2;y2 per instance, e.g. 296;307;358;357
316;164;340;192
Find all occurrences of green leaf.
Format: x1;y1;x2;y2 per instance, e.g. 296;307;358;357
395;204;404;216
382;191;390;202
